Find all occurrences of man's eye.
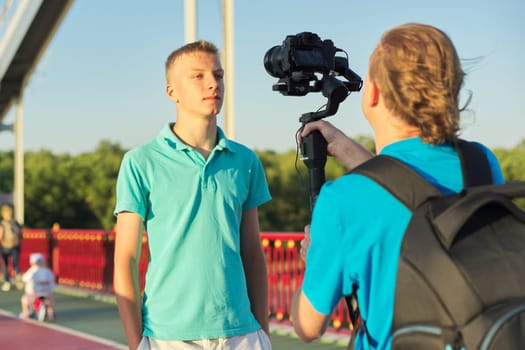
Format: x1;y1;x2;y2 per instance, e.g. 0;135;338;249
193;74;203;79
215;73;224;80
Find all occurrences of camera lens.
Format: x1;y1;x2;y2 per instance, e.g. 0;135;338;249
264;46;287;78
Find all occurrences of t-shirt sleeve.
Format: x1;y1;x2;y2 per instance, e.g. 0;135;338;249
471;141;505;184
243;154;271;211
113;152;149;220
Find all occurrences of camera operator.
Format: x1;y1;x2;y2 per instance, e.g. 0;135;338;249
290;23;504;349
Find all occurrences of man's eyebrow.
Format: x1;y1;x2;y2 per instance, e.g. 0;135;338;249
189;68;224;72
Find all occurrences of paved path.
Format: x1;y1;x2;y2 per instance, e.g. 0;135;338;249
0;311;125;349
0;287;349;349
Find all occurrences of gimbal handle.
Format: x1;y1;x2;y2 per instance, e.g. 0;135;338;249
300;129;327;210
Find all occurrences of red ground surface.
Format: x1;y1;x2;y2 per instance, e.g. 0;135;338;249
0;312;125;350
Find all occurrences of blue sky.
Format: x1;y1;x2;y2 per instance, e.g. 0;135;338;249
0;0;524;154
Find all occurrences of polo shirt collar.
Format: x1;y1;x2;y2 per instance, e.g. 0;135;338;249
159;123;233;152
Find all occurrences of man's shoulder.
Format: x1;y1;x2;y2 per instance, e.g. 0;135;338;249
123;137;163;162
224;138;252;152
223;139;262;164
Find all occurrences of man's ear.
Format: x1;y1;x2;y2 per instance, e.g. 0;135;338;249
369;80;380;107
166;84;177;102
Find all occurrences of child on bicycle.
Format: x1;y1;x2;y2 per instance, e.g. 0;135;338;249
19;253;56;320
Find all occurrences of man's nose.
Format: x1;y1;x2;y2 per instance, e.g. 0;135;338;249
207;75;219;90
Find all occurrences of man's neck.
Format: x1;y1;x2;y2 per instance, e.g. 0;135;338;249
172;115;218;159
372;114;421;154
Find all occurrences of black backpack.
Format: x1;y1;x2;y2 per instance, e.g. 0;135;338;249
345;140;525;349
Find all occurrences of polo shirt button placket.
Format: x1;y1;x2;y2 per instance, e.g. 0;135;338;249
201;167;207;190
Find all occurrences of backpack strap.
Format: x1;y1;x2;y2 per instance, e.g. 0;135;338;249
351;154;442;210
456;139;493;187
352;139;495;210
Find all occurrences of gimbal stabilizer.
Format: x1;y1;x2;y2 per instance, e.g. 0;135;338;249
264;32;362;208
299;70;362;208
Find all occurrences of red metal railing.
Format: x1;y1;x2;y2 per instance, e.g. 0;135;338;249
11;228;351;332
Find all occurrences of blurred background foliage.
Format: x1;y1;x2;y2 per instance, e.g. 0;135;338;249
0;136;523;231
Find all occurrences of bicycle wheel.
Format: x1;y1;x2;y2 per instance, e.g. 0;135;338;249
37;300;46;321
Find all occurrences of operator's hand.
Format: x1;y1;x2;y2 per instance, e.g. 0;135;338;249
300;120;345;158
300;120;373;171
300;225;311;262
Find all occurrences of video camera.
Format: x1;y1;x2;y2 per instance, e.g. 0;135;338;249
264;32;363;205
264;32;362;123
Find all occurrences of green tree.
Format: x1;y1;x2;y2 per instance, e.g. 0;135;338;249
4;135;524;231
0;151;14;194
257;150;310;232
21;140;125;229
494;141;525;210
24;150;99;228
75;141;125;230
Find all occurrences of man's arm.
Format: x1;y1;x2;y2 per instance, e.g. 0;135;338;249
291;288;331;342
240;207;270;335
114;211;144;350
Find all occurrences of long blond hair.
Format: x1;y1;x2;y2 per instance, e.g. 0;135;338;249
369;23;467;144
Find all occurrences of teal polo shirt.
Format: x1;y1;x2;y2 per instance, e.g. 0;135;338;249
303;137;503;349
114;124;271;340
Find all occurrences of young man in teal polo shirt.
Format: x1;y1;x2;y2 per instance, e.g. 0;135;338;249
113;40;272;350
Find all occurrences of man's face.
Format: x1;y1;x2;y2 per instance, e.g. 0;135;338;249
166;51;224;118
1;206;12;219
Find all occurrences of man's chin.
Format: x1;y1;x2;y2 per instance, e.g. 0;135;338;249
209;105;223;116
204;110;221;118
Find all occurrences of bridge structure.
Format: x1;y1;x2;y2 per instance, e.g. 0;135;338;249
0;0;74;224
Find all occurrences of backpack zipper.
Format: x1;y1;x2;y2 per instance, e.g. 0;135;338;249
480;303;525;350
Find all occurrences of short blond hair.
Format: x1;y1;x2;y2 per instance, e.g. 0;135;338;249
165;40;219;83
369;23;466;144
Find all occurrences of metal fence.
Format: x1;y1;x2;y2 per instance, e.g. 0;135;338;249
13;228;351;333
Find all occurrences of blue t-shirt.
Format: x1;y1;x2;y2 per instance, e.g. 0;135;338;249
114;124;271;340
302;137;503;349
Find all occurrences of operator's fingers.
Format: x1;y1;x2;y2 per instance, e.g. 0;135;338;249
300;225;311;262
301;120;323;137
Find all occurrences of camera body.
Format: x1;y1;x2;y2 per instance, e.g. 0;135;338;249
264;32;337;85
264;31;362;122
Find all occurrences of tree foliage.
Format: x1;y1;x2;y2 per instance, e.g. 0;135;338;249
0;136;523;231
0;141;125;230
493;145;525;210
0;151;14;193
